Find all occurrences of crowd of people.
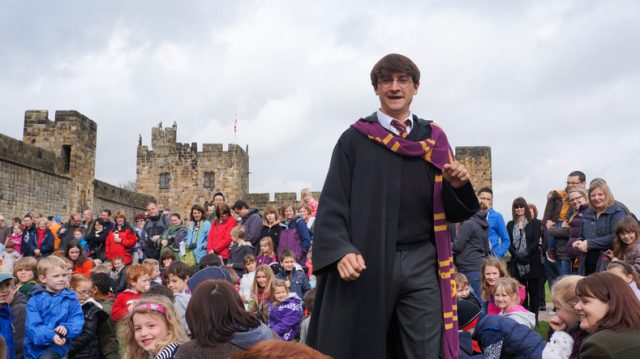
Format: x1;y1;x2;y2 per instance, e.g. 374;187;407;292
0;170;639;359
0;189;323;359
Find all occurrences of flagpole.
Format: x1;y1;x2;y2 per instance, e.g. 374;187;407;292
233;113;237;144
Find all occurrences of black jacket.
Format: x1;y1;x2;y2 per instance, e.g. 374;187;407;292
507;219;544;279
68;301;108;359
11;292;26;359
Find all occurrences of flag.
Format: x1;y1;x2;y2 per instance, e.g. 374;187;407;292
233;115;237;134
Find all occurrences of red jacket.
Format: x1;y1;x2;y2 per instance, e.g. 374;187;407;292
73;259;94;277
207;217;238;259
111;289;141;321
105;225;137;264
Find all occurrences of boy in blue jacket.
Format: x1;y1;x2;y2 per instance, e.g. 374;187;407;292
0;272;17;359
275;250;310;299
24;256;84;359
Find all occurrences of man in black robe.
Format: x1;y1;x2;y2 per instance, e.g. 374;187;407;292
307;54;479;359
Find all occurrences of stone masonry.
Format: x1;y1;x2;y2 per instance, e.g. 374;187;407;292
0;110;154;220
456;146;492;193
136;123;249;218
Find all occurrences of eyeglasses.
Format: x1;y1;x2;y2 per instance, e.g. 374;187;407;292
513;204;526;209
378;77;413;88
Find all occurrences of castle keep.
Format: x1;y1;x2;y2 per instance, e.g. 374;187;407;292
136;123;249;217
0;110;153;219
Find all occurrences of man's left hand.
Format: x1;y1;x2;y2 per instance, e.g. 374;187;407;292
442;161;470;189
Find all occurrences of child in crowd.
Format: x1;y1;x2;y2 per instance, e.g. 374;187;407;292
111;256;128;295
480;257;525;315
249;265;275;318
160;250;177;284
267;279;303;341
276;250;310;299
0;273;17;359
493;277;536;329
548;275;586;359
13;256;38;300
72;228;90;255
256;237;277;265
165;261;191;335
456;299;483;359
300;188;318;217
606;260;640;300
1;240;21;273
91;263;112;276
299;288;315;345
24;256;84;359
240;254;257;307
111;264;151;321
8;224;23;256
66;240;94;277
102;258;114;273
610;216;640;272
228;226;254;277
143;258;162;286
120;296;187;359
91;272;119;359
455;272;481;307
68;274;110;358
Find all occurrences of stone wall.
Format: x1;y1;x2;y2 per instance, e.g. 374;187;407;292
0;133;73;217
456;146;492;192
136;124;249;218
0;109;155;222
93;180;155;220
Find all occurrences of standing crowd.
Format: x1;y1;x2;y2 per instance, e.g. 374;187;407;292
0;172;639;358
0;189;326;359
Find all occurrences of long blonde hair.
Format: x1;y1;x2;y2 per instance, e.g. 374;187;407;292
251;264;275;301
481;257;509;300
119;296;187;359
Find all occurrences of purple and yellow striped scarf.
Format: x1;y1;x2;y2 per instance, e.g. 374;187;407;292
351;119;459;359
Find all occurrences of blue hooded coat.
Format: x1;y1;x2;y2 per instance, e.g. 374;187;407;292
24;285;84;359
0;303;16;359
472;314;546;359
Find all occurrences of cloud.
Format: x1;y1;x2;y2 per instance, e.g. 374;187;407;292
0;0;638;216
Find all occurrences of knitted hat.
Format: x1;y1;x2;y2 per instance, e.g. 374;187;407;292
458;299;482;331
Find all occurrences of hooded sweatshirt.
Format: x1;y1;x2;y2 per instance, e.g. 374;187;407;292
502;304;536;329
453;210;490;272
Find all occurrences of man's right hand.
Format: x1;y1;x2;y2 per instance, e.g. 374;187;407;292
337;253;366;281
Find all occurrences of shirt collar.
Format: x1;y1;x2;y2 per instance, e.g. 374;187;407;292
376;110;413;136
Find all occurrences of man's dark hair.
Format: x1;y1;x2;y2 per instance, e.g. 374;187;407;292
47;216;54;221
213;192;225;201
165;261;191;281
231;200;249;211
197;253;223;271
370;53;420;88
101;209;112;216
568;171;586;183
24;213;33;219
143;285;176;303
477;187;493;196
91;272;112;295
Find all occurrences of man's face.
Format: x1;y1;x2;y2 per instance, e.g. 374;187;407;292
375;72;419;119
566;175;585;191
478;191;493;209
147;204;159;217
23;217;32;228
0;280;16;304
71;214;81;226
82;210;92;222
233;207;246;218
100;211;110;222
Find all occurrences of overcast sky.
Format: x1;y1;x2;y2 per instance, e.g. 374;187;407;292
1;0;638;216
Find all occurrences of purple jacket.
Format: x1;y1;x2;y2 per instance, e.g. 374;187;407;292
268;295;303;341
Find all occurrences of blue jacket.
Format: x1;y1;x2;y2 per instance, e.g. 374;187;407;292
472;314;545;359
185;220;211;264
0;303;16;359
276;269;311;299
24;285;84;359
579;203;626;274
487;208;510;258
22;230;55;258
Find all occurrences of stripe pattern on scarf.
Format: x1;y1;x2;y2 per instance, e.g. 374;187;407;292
351;119;459;359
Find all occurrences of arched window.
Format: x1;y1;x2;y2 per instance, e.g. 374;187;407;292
204;172;215;188
159;173;171;189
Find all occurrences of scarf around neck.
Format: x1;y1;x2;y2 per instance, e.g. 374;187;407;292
351;118;459;359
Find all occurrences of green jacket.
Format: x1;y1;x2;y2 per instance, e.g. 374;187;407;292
580;329;640;359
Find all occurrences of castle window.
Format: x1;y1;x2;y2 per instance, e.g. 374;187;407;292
159;173;171;189
62;145;71;173
204;172;215;188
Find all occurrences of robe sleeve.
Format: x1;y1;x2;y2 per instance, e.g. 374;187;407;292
312;135;360;274
442;181;480;223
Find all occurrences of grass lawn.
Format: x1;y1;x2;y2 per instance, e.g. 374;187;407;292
535;320;549;338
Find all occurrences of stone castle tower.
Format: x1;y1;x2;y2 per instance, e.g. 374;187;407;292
22;110;97;212
456;146;492;192
136;123;249;217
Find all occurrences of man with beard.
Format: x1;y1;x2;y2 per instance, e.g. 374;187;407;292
141;202;169;260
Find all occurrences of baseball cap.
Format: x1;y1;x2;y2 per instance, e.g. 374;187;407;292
0;272;16;284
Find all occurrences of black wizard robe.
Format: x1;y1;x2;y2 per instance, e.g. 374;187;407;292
307;113;479;358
